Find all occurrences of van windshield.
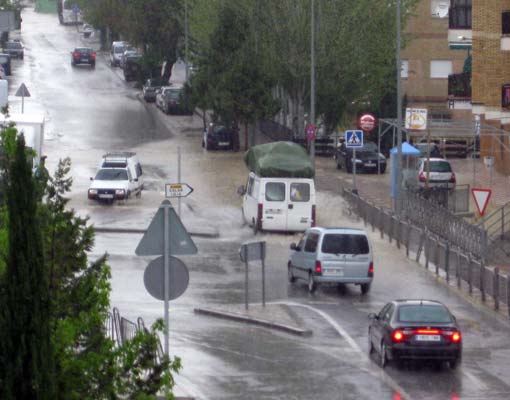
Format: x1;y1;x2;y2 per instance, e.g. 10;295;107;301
95;168;128;181
265;182;285;201
321;234;369;255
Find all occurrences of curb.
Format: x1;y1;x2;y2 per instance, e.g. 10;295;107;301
93;226;220;238
194;307;313;337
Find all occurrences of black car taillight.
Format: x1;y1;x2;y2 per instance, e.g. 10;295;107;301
368;262;374;277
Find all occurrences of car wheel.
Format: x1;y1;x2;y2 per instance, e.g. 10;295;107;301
307;273;317;294
449;357;460;370
336;159;342;170
91;62;95;68
135;189;142;198
252;219;258;235
368;329;374;354
288;262;296;283
380;166;386;174
346;161;353;173
165;105;170;114
380;341;388;368
202;140;205;148
361;283;371;295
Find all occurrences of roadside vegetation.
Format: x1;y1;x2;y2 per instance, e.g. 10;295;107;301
0;127;180;399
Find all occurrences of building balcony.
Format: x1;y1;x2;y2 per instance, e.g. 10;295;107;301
448;72;471;110
448;4;472;49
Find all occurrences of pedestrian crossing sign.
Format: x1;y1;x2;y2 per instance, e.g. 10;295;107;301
345;130;363;148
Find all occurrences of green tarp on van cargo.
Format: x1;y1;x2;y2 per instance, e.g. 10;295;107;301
243;141;315;178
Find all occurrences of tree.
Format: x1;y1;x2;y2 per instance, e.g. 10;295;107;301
0;132;56;399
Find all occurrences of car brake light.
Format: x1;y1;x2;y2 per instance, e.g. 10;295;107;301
257;203;263;230
416;329;440;334
392;330;405;342
314;260;322;274
311;205;316;227
91;52;96;59
74;52;80;58
419;171;426;182
451;332;461;342
368;262;374;277
450;172;456;183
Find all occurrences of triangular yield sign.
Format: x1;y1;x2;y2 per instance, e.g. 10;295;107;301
15;83;31;98
135;200;198;256
471;188;492;216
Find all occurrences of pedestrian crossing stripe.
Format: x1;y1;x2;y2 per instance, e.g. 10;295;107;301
345;130;363;148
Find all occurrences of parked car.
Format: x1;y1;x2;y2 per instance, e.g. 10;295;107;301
88;152;144;203
335;141;386;173
413;142;443;158
119;48;137;69
413;157;456;190
155;85;193;115
0;53;11;75
123;54;142;81
202;123;235;150
110;41;126;67
71;47;96;68
2;40;24;59
142;78;164;102
288;227;373;294
368;299;462;368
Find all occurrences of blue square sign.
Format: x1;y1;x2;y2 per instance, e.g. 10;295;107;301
345;130;363;148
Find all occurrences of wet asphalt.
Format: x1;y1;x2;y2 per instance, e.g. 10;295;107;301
8;7;510;400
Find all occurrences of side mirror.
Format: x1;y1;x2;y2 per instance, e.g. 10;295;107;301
368;313;378;320
237;185;246;196
290;243;300;251
89;177;94;181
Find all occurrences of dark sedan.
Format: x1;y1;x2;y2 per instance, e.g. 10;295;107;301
71;47;96;67
202;123;235;151
3;41;24;59
368;299;462;369
156;85;193;115
335;141;386;173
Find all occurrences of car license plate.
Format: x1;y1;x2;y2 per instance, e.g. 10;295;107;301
365;162;375;166
99;194;113;199
415;335;440;342
81;59;88;62
328;268;344;276
219;142;229;146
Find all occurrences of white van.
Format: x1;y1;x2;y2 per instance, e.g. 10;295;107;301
240;172;316;233
110;41;126;67
88;152;144;203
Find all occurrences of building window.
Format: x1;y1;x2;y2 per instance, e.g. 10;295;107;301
401;60;409;78
430;60;453;78
502;84;510;108
449;0;472;29
431;0;450;18
503;11;510;35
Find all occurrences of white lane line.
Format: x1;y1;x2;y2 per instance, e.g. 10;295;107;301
271;301;414;400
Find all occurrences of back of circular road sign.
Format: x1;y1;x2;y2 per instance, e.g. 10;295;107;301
144;256;189;301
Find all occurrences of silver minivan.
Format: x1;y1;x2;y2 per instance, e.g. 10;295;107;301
288;227;373;294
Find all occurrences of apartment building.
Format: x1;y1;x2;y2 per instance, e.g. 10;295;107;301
401;0;469;119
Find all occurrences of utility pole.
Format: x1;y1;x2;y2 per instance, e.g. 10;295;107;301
310;0;316;164
396;0;403;213
185;0;189;83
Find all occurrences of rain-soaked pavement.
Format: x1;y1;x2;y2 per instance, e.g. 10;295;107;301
9;6;510;399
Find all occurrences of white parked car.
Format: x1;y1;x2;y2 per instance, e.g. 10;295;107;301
415;157;456;190
88;152;144;203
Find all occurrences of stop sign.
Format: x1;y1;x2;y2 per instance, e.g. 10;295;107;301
358;113;376;132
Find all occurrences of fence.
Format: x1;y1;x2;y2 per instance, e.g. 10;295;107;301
342;188;510;317
479;201;510;243
105;307;165;362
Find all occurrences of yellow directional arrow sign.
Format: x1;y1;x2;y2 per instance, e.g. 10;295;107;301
165;183;193;198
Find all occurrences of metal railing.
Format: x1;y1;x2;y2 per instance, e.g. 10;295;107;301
479;201;510;243
341;188;510;317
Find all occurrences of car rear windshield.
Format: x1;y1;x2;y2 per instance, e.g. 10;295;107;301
165;89;181;100
95;168;128;181
114;46;125;54
425;161;452;173
6;42;21;49
397;305;453;323
321;234;369;255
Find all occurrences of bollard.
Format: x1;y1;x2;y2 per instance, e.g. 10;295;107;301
416;229;425;262
507;275;510;318
445;242;450;283
456;251;461;288
379;208;384;239
425;236;429;270
405;224;411;258
396;219;401;250
389;216;393;244
494;267;500;311
435;240;440;276
480;263;485;303
468;255;473;295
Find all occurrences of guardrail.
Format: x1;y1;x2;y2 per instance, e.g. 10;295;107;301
479;201;510;243
342;188;509;317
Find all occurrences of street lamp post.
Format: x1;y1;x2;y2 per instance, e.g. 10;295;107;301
310;0;316;164
185;0;189;83
395;0;403;213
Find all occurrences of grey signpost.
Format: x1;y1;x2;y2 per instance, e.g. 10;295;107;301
136;198;197;361
345;130;363;195
239;241;266;310
15;83;31;114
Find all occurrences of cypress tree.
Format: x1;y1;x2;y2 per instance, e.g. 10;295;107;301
1;134;55;399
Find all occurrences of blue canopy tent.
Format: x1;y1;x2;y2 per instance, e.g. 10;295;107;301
390;142;421;198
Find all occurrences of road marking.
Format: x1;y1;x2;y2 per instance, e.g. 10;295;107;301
271;301;414;400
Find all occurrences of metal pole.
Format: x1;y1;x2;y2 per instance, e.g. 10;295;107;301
261;255;266;307
352;148;357;194
310;0;316;164
185;0;189;83
377;122;381;175
396;0;403;214
244;252;249;310
21;95;24;114
163;206;170;359
177;147;181;217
